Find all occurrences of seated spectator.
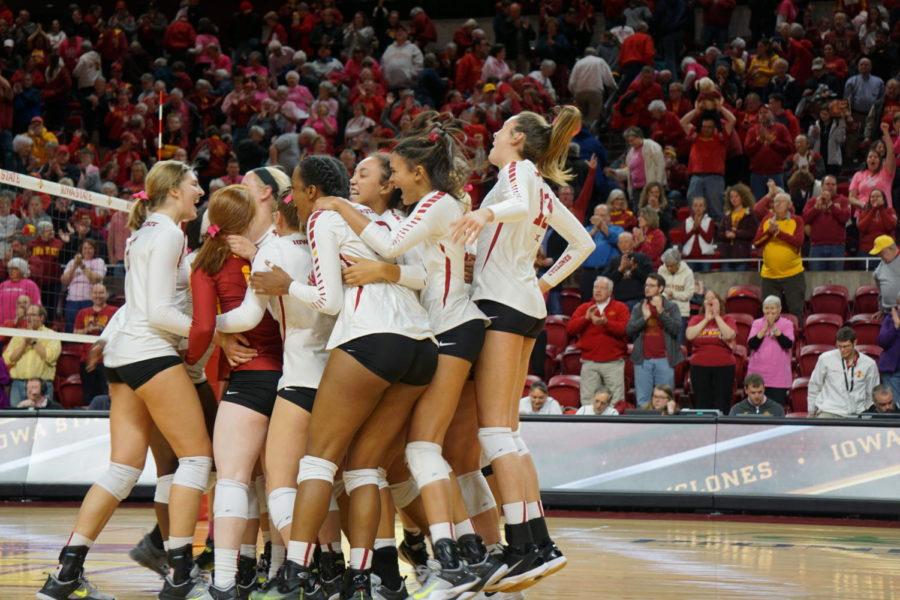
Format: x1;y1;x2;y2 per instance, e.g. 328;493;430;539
809;327;879;418
682;196;716;271
580;204;622;300
74;284;117;402
719;184;757;271
519;381;562;415
633;207;665;268
2;306;60;407
865;385;898;414
575;388;620;416
753;192;805;317
60;239;107;332
0;258;41;324
685;289;737;413
639;384;680;415
626;273;684;406
567;276;630;406
729;373;786;416
747;296;795;406
638;182;672;235
849;123;896;211
873;236;900;311
604;232;652;308
857;189;897;258
607;189;637;230
657;248;694;332
13;377;62;410
801;175;849;272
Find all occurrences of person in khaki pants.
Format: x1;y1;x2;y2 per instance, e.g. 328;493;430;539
566;276;630;405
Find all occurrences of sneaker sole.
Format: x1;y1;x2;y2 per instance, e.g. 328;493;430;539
129;547;169;577
505;553;567;592
458;561;510;599
36;593;58;600
491;561;550;592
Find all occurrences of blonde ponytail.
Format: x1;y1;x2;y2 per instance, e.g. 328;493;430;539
512;105;582;186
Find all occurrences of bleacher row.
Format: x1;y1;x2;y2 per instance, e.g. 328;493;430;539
529;283;884;417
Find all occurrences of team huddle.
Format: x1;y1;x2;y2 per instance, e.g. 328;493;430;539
36;105;594;600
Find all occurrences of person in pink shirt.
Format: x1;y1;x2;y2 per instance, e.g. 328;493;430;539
747;295;795;406
0;258;41;324
850;122;896;210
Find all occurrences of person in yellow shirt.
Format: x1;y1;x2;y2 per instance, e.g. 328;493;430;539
753;192;806;316
2;305;61;406
746;39;779;93
26;116;59;167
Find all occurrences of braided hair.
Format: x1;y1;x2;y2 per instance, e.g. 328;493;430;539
393;111;471;199
295;155;350;199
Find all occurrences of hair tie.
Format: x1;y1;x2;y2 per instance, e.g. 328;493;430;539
207;224;221;238
282;191;293;204
132;191;149;201
428;130;440;143
464;183;474;193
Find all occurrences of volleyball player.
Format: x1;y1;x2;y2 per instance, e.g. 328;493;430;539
249;156;436;600
38;161;213;600
450;107;594;590
185;185;284;599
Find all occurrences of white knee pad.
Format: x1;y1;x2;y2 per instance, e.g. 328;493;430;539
96;462;142;501
405;441;451;488
173;456;213;491
248;487;260;520
343;469;381;495
298;456;338;485
458;470;496;516
511;428;530;456
213;479;249;520
154;474;174;504
254;475;268;515
268;487;296;531
388;478;420;509
329;480;345;512
477;427;517;463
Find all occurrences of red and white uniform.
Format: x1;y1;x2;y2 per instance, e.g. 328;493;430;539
472;159;594;318
359;191;486;334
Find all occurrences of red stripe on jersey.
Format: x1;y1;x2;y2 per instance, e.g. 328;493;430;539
307;211;326;307
374;220;392;230
394;191;446;242
439;243;450;307
481;223;504;270
277;296;287;340
508;161;519;197
354;287;363;311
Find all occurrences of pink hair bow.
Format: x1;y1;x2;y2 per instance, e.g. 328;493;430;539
207;224;221;238
132;191;149;201
428;130;439;143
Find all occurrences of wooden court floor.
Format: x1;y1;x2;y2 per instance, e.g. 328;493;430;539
2;505;900;599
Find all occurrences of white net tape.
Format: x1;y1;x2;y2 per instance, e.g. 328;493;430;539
0;169;132;212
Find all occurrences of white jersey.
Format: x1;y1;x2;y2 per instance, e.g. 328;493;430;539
217;232;335;391
472;160;595;319
105;212;191;367
359;191;487;335
287;206;434;349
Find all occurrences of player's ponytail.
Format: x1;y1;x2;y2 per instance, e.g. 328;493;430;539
512;105;582;186
128;160;195;230
192;185;256;276
393;111;471;200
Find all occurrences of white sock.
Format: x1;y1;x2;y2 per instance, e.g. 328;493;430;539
502;502;526;525
163;541;169;551
68;532;93;548
454;520;476;539
429;522;453;543
214;548;239;588
261;531;271;544
287;541;316;567
526;501;542;521
269;543;286;578
374;538;395;550
349;547;373;570
240;543;256;559
168;536;193;550
324;541;342;554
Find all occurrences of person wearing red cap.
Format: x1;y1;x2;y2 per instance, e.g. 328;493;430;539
37;143;78;182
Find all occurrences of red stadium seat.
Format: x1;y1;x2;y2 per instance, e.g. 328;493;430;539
57;374;84;409
857;344;883;362
523;375;541;397
782;313;801;339
560;289;583;317
560;346;583;375
798;345;831;377
727;313;755;347
853;285;881;315
789;377;809;413
848;313;882;346
544;344;560;379
668;226;687;245
544;315;570;349
676;206;690;221
809;284;850;319
56;348;83;380
548;374;581;409
563;407;578;415
803;313;844;345
785;412;809;418
725;286;762;318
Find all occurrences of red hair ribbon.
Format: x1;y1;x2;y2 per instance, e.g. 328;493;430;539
464;183;474;193
207;224;221;238
282;193;293;204
132;191;149;201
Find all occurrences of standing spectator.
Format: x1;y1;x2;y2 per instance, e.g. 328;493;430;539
633;207;666;268
567;276;630;405
849;123;896;210
455;38;489;94
719;184;757;271
575;388;620;416
607;127;665;205
877;294;900;405
658;248;694;332
580;204;622;299
746;39;780;97
518;381;563;415
568;47;617;125
2;305;60;407
682;196;716;271
604;232;652;308
639;384;680;415
13;378;62;410
617;21;655;92
481;44;511;82
73;283;117;403
0;258;40;324
381;26;423;90
0;192;21;259
680;105;736;220
729;373;786;416
809;327;879;418
60;239;106;332
626;273;684;406
753;192;805;316
685;289;737;413
872;236;900;312
865;385;898;413
28;221;62;317
808;107;847;177
698;0;737;48
844;58;885;162
863;79;899;149
801;175;850;271
747;295;795;406
745;105;794;199
857;189;897;257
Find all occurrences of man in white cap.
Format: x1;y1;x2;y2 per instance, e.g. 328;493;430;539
871;235;900;312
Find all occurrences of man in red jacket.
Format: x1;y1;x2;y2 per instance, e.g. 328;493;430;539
567;276;630;406
801;175;849;272
618;21;655;93
745;105;794;199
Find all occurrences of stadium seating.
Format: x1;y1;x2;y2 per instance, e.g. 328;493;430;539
853;285;880;315
544;315;570;349
857;345;883;362
560;289;583;318
848;313;882;346
725;286;762;318
728;313;755;347
559;346;583;375
809;285;850;319
57;374;84;409
798;345;831;377
803;314;844;345
789;377;810;413
548;375;581;409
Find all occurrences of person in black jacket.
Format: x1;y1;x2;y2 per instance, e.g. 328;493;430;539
729;374;785;416
604;231;652;309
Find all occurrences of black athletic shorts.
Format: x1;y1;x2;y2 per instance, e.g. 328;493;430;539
436;319;486;364
339;333;438;386
477;300;546;339
106;355;182;391
222;370;280;417
278;386;317;413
